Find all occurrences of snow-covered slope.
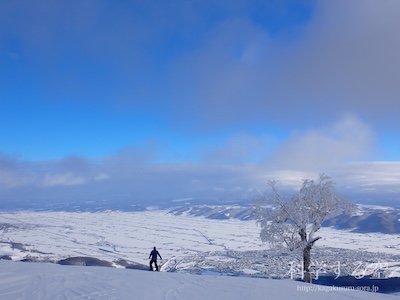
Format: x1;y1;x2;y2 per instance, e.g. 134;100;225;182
0;260;397;300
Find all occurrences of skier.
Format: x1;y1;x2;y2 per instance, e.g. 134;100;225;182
149;246;162;271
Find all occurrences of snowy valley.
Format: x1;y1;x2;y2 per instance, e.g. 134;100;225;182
1;205;400;299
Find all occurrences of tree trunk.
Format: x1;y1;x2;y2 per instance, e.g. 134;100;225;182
303;245;312;283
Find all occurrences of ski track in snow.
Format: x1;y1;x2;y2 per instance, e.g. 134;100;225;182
1;260;399;300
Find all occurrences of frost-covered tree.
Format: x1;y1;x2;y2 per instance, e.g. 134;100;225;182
255;173;354;283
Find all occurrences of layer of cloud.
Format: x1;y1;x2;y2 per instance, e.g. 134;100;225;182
2;1;399;131
1;157;398;209
169;0;400;130
0;116;398;208
0;155;109;189
267;114;376;170
279;0;400;126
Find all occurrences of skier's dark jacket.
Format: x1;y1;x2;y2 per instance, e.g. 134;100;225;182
149;249;161;260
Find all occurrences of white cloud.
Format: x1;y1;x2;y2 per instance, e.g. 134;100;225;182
0;155;37;188
167;0;400;131
200;132;276;163
0;169;35;188
94;173;111;182
40;172;88;187
267;114;376;170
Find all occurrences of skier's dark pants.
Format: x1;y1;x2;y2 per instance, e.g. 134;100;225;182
150;259;158;271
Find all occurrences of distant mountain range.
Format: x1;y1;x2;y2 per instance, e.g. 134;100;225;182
169;204;400;234
323;210;400;234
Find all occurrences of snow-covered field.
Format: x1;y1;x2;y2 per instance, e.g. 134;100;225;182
1;209;400;299
318;227;400;255
0;210;266;265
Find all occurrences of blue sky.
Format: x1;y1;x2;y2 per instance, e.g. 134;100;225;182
1;0;399;208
